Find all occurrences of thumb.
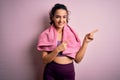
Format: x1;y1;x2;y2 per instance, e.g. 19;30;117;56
63;40;69;44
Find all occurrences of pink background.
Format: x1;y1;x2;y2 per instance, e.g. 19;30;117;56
0;0;120;80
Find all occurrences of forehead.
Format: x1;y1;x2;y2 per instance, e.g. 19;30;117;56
54;9;67;16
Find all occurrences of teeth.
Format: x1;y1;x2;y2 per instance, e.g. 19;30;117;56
59;23;63;25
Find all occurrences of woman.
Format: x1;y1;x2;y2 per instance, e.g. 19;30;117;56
37;3;98;80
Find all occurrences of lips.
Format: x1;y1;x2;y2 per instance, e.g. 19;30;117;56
58;22;65;25
59;23;64;25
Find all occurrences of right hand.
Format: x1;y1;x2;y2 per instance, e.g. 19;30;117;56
57;41;67;52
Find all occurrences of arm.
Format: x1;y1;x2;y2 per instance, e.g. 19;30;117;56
42;41;67;64
75;29;98;63
42;48;59;64
74;39;88;63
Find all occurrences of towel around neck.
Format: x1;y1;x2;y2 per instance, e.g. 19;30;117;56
37;25;81;58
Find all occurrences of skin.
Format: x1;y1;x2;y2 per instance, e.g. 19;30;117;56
42;9;98;64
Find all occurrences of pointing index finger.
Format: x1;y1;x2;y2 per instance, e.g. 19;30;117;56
90;29;99;34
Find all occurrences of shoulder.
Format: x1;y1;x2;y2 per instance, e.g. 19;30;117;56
40;26;51;35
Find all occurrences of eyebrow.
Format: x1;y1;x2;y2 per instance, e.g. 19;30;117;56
55;15;67;17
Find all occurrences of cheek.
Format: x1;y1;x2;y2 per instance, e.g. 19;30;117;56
53;20;58;24
54;19;60;23
65;19;67;22
53;17;57;21
63;18;67;22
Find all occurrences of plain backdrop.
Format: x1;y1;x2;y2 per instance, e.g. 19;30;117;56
0;0;120;80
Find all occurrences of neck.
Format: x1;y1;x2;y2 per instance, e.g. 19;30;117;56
53;24;64;33
56;27;63;33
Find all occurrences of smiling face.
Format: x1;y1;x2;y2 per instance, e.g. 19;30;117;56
52;9;68;29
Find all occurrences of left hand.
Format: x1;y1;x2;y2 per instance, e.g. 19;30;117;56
84;29;98;43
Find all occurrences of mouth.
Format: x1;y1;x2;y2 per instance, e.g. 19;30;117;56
59;24;64;26
58;22;65;25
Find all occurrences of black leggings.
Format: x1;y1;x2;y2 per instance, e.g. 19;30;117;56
43;61;75;80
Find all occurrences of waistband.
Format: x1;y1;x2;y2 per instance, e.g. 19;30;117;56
50;61;73;66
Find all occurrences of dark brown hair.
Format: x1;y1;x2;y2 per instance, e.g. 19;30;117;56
49;3;69;24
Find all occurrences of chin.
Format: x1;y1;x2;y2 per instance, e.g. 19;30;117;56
58;25;64;28
57;24;66;28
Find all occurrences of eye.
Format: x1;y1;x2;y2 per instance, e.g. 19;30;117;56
55;15;60;18
63;15;67;19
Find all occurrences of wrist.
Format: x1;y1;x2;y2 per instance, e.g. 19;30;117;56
82;40;88;47
83;39;89;44
55;47;60;53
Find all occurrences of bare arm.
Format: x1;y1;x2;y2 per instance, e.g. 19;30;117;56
42;41;67;64
42;48;59;64
74;39;88;63
75;29;98;63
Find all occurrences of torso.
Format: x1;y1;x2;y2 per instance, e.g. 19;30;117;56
54;56;73;64
53;31;73;64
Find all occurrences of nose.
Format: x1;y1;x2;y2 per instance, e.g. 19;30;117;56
60;18;63;22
